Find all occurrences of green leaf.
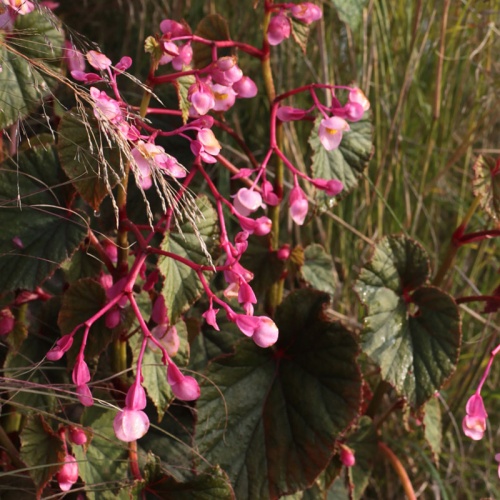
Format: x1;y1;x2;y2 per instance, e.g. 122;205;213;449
19;415;65;496
57;108;123;210
62;245;102;283
0;10;64;128
300;244;337;295
472;155;500;224
193;14;231;69
290;18;310;53
330;0;369;31
0;147;87;291
72;403;130;499
175;74;196;124
196;289;361;499
4;334;57;412
57;278;115;365
158;196;219;324
145;465;235;499
423;396;442;462
129;319;189;420
309;114;373;202
354;235;461;408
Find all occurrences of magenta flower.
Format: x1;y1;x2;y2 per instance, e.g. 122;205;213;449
318;116;350;150
188;81;215;116
290;2;322;24
113;408;150;442
115;55;133;72
70;70;102;83
86;50;112;71
233;76;258;98
1;0;35;15
160;19;190;37
233;188;262;216
462;393;488;440
0;309;14;336
277;106;307;122
311;178;344;196
172;43;193;70
262;180;280;205
68;427;87;446
64;41;85;73
238;215;272;236
289;184;308;225
339;444;356;467
211;56;243;86
167;363;200;401
72;356;90;386
76;384;94;407
202;306;220;331
267;13;291;46
125;379;147;411
89;87;123;123
277;244;291;260
56;454;79;492
46;334;74;361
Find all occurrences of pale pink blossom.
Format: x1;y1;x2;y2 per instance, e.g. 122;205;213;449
277;106;307;122
64;41;85;73
202;306;220;331
267;13;291;46
349;88;370;112
318;116;350;151
262;180;280;205
159;40;180;65
311;178;344;196
233;76;258;98
252;317;279;348
86;50;112;71
233;188;262;216
210;83;237;112
289;184;308;225
159;19;190;38
189;81;215;116
211;57;243;86
191;128;221;163
172;43;193;70
76;384;93;407
113;408;150;442
1;0;35;15
238;281;257;307
89;87;122;123
462;393;488;440
290;3;322;24
167;363;200;401
56;454;79;492
149;325;180;357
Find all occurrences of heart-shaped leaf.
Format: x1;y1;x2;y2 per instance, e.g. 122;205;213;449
309;114;373;202
0;10;64;129
158;196;219;324
300;243;337;295
57;108;123;210
193;14;231;69
354;235;461;408
195;289;361;499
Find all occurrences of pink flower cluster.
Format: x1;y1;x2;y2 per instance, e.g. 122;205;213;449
1;0;35;16
55;425;88;492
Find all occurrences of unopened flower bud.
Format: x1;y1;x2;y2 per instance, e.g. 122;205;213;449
56;454;79;492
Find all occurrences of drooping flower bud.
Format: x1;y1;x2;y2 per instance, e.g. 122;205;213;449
113;408;150;442
252;317;279;348
310;178;344;196
56;454;79;492
46;334;74;361
167;363;200;401
233;188;262;217
202;306;220;331
233;76;258;98
289;184;308;225
125;379;147;411
69;427;88;446
0;309;15;336
462;393;488;441
267;13;291;46
339;444;356;467
290;3;323;24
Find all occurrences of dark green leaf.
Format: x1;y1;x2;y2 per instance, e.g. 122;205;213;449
158;196;218;324
472;155;500;223
423;396;442;462
62;245;102;283
300;244;337;295
72;403;130;499
19;415;65;496
193;14;231;69
58;278;115;365
57;108;123;210
354;235;461;408
0;147;87;291
309;114;373;202
330;0;369;31
196;289;361;499
0;11;64;128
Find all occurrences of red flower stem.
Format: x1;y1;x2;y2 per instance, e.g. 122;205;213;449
128;440;142;481
476;343;500;394
378;442;416;500
88;229;117;276
457;229;500;245
197;270;235;317
455;295;500;305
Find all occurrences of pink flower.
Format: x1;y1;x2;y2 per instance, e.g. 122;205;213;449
202;306;220;331
267;13;291;46
149;325;180;357
277;106;307;122
160;19;190;38
233;76;258;98
290;3;323;24
46;334;74;361
125;379;147;411
86;50;112;71
188;81;215;116
89;87;122;123
76;384;93;407
105;308;121;329
72;357;90;386
233;188;262;216
69;427;87;446
167;363;200;401
211;56;243;86
318;116;350;150
277;244;291;260
462;393;488;440
0;309;14;336
252;317;279;348
152;295;168;325
238;215;272;236
311;178;344;196
289;184;308;225
56;454;79;492
2;0;35;15
172;43;193;70
262;180;280;205
191;128;221;163
210;83;237;112
349;88;370;112
64;41;85;73
71;70;102;84
339;444;356;467
113;408;150;442
115;56;133;72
